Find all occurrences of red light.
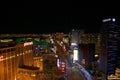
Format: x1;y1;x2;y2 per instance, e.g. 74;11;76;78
61;64;65;67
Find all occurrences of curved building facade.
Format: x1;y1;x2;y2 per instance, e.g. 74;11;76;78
0;41;33;80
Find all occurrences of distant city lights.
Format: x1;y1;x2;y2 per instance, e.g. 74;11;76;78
112;18;116;22
94;54;99;57
102;18;116;22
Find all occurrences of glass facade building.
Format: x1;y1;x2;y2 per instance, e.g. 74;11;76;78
101;18;120;75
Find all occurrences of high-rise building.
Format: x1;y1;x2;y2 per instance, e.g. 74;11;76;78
100;18;119;75
0;45;18;80
79;44;95;66
69;29;81;63
70;29;80;48
0;41;34;80
33;56;43;71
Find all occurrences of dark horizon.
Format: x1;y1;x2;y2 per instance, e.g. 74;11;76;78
1;7;120;34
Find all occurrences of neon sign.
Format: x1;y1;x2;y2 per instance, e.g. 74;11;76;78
24;42;33;46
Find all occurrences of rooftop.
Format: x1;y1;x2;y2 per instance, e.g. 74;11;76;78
19;65;39;70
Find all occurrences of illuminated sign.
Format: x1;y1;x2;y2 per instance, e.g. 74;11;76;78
61;62;66;72
71;43;77;46
102;18;116;22
102;18;111;22
24;42;33;46
0;39;13;42
73;49;78;60
57;59;60;68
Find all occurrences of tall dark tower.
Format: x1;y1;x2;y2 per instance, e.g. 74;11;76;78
69;29;83;63
100;18;119;75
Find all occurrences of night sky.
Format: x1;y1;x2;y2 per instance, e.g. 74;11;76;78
1;2;120;34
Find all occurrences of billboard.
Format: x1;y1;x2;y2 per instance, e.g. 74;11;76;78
73;49;78;61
